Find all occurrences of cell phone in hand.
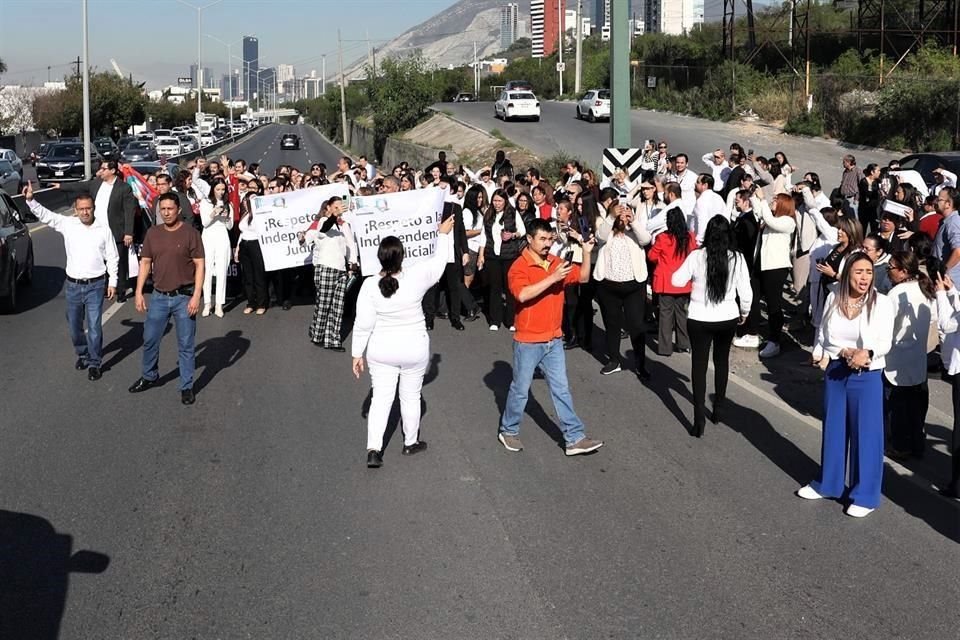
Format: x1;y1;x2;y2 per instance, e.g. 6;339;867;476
563;250;574;265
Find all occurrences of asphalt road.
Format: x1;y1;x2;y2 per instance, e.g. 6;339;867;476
2;128;958;639
440;101;891;189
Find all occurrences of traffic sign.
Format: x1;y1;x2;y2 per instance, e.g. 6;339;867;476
602;148;645;183
556;62;566;72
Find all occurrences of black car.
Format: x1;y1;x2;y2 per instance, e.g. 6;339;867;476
29;141;55;166
280;133;300;150
35;143;103;184
94;138;120;160
120;141;159;163
117;136;135;151
897;152;960;187
0;191;33;312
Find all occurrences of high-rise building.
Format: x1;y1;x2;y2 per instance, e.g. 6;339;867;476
277;64;295;94
303;76;323;99
531;0;564;58
220;71;239;102
258;67;276;100
500;3;519;50
660;0;697;35
242;36;259;100
189;65;214;89
594;0;635;29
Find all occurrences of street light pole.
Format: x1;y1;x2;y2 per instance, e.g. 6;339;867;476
81;0;92;179
206;34;236;125
175;0;225;123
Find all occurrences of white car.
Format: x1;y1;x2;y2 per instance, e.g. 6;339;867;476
199;133;215;147
177;135;199;152
154;137;182;157
0;149;23;174
576;89;610;122
494;90;540;122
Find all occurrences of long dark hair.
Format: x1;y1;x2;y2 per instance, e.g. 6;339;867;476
484;188;515;224
577;191;600;234
464;185;486;227
664;206;691;258
890;250;935;300
703;216;735;305
174;170;196;199
207;178;228;205
377;236;404;298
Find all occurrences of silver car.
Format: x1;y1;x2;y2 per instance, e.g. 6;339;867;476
0;160;21;195
0;149;23;175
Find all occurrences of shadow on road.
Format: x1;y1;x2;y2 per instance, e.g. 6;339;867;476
0;509;110;640
483;360;565;447
9;266;65;314
155;329;250;394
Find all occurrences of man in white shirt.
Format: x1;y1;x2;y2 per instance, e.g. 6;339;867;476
23;182;118;380
701;149;729;192
668;153;697;211
933;167;958;196
691;174;728;242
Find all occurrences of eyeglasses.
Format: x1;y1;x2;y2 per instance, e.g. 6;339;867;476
641;186;655;190
658;146;667;150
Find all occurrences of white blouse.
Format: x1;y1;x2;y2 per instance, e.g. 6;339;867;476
671;249;752;322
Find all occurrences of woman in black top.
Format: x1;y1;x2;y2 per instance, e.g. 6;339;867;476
481;189;526;331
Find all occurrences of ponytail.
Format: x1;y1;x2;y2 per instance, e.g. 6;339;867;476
379;272;399;298
376;235;404;298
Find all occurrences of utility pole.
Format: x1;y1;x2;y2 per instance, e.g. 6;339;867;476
322;55;326;95
746;0;757;51
338;28;349;147
609;0;629;147
574;0;583;94
81;0;92;179
557;0;564;96
474;41;479;96
366;29;374;75
74;56;81;78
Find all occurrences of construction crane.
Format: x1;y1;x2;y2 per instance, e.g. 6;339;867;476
110;59;124;79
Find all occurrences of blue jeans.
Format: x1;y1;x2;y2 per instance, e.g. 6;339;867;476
499;338;586;446
142;293;196;391
65;279;106;368
812;361;884;509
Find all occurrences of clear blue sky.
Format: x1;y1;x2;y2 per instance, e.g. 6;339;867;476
0;0;461;88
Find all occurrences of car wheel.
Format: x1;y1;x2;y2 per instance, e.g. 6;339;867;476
22;246;33;287
504;110;511;122
533;115;540;122
589;110;596;123
1;266;16;313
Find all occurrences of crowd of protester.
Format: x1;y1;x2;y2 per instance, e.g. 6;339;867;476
28;135;960;516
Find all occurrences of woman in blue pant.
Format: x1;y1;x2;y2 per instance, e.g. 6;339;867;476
800;252;895;518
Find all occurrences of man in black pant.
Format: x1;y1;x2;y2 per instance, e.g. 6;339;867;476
423;176;471;330
55;160;138;301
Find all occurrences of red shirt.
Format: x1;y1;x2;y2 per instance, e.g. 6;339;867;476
647;231;697;294
919;211;942;241
227;174;241;223
508;248;581;343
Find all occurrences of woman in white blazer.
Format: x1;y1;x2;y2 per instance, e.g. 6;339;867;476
800;252;895;518
934;271;960;500
752;193;796;358
199;178;234;317
593;200;652;379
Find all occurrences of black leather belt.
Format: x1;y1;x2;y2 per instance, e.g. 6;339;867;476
66;274;106;284
153;285;195;297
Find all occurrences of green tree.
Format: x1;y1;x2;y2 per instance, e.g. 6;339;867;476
366;55;435;157
0;57;7;75
29;71;146;136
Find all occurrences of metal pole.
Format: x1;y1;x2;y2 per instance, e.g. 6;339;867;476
574;0;583;94
81;0;92;179
558;0;564;96
609;0;629;147
322;55;326;95
197;7;202;118
338;28;348;146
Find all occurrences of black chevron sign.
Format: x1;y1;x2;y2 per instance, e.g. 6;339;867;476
602;148;645;182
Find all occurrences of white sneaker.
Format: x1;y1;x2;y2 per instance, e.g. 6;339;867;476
796;484;823;500
214;305;224;318
489;324;499;331
758;341;781;358
201;305;211;317
733;334;760;349
845;504;874;518
509;326;516;332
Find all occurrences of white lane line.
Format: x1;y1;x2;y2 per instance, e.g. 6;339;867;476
102;298;125;325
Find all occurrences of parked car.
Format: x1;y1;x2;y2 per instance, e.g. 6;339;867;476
117;136;135;151
897;152;960;187
0;190;33;312
94;137;120;160
504;80;534;92
35;143;103;184
177;135;199;152
0;148;23;174
120;141;158;163
0;160;22;195
154;136;182;158
576;89;611;122
280;133;300;150
494;90;541;122
453;92;475;102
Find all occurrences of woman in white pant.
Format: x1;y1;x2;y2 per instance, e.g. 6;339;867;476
199;178;234;317
351;215;455;468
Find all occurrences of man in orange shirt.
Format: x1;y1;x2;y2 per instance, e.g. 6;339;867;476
498;218;604;456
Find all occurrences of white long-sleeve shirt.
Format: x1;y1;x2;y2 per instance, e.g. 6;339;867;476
701;153;729;192
28;199;119;287
304;218;356;271
351;236;450;358
937;289;960;375
884;280;936;386
691;189;728;242
812;292;895;370
672;248;752;322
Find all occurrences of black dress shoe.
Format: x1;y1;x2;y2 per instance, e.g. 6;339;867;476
181;388;196;405
464;309;481;322
425;317;435;330
116;292;127;303
326;345;346;352
710;399;724;424
451;319;465;331
75;358;87;371
281;300;292;310
436;311;449;320
692;419;705;438
128;377;157;393
367;450;383;468
88;367;102;381
402;441;428;456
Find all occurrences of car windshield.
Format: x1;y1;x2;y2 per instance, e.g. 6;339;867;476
509;93;536;100
0;160;13;172
48;146;84;159
126;142;150;151
898;158;921;171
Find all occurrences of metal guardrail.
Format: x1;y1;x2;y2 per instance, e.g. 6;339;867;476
9;125;264;221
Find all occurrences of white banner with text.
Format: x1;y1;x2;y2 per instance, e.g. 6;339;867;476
345;188;447;277
252;183;351;271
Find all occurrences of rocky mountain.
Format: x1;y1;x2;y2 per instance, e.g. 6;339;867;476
345;0;530;79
